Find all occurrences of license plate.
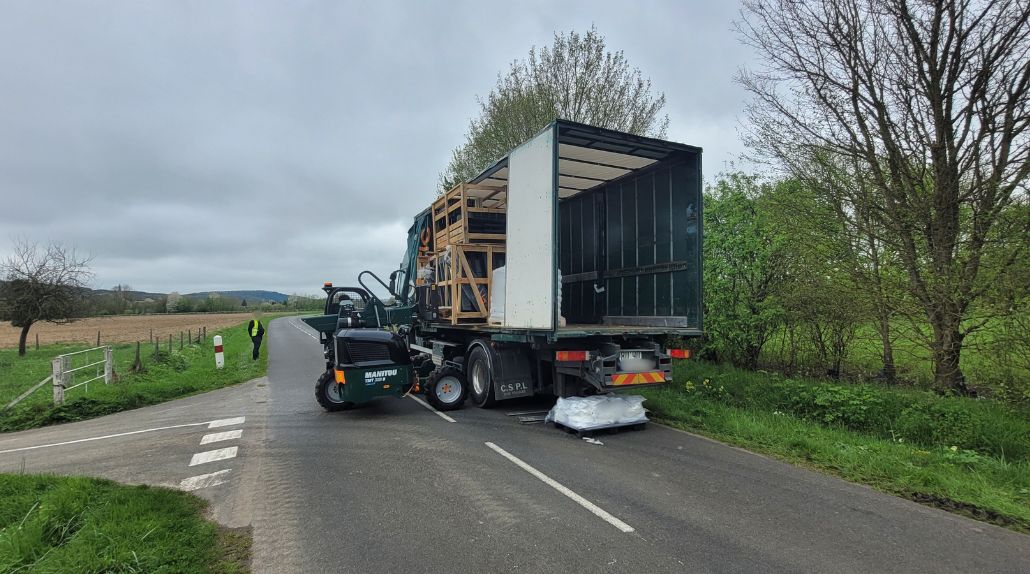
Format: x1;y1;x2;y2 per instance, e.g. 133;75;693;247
620;351;643;360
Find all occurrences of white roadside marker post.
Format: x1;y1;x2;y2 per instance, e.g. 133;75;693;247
214;335;224;369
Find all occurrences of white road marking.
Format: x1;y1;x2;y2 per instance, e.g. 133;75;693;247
290;318;318;340
0;421;211;455
208;416;246;429
408;395;457;423
180;469;232;491
189;446;238;466
200;430;243;445
485;441;635;533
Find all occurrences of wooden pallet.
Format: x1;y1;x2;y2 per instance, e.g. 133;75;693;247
432;183;507;251
432;244;506;324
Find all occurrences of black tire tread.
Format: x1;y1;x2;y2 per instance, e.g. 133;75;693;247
468;346;497;408
315;370;356;412
424;366;467;411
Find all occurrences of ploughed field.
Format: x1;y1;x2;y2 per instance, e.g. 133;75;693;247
0;313;254;348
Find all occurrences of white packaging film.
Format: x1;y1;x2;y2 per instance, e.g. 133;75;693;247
489;265;506;325
545;394;648;430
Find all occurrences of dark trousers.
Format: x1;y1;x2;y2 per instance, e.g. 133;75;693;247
251;335;263;359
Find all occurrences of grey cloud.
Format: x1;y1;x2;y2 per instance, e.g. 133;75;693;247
0;0;752;294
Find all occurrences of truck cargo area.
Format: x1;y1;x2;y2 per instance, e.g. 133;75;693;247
457;120;703;335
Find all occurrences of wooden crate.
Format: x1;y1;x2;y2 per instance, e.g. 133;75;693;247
432;244;506;324
432;183;507;252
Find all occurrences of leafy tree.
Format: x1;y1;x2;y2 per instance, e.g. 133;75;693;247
0;240;93;355
737;0;1030;392
702;174;790;367
442;26;669;188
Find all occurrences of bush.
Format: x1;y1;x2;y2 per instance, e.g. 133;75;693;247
789;384;885;431
668;359;1030;462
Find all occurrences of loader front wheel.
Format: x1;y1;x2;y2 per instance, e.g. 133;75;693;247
315;370;356;412
424;367;467;411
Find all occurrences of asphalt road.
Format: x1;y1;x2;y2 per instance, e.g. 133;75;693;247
2;316;1028;573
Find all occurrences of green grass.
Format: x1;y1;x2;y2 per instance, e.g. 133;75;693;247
0;473;250;573
0;319;275;432
639;360;1030;532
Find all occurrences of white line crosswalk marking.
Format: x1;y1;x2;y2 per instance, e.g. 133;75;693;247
189;446;238;466
208;417;245;429
200;430;243;445
180;469;232;491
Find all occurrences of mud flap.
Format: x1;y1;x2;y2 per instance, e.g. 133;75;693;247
491;347;534;400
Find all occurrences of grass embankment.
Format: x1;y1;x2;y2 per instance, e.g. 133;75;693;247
639;360;1030;532
0;320;271;432
0;473;249;573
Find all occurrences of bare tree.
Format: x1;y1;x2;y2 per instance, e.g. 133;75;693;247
0;239;93;355
442;26;669;188
737;0;1030;392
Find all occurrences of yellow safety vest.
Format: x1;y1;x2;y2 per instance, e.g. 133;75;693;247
250;320;261;337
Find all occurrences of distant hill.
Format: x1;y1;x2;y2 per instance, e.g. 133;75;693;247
185;290;289;303
89;288;289;303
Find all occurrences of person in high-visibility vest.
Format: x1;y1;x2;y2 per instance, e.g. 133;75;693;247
247;315;265;360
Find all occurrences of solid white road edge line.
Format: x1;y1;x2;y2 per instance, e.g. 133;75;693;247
485;441;635;533
180;469;232;491
200;429;243;445
208;416;246;429
408;396;457;423
0;421;211;455
189;446;238;466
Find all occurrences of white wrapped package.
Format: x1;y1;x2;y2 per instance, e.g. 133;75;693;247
545;394;648;430
489;265;506;325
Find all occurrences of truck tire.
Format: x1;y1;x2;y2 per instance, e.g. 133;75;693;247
315;370;356;412
424;366;467;411
468;346;496;408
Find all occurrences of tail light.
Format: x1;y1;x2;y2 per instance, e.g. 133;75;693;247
555;350;592;362
667;349;692;359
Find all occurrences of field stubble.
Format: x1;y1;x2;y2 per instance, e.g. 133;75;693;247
0;313;256;348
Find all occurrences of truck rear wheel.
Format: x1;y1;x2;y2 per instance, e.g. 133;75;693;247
424;366;467;411
468;346;496;408
315;370;356;412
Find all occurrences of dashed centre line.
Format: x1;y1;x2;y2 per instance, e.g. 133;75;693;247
485;441;635;533
200;429;243;445
408;395;457;423
189;446;238;466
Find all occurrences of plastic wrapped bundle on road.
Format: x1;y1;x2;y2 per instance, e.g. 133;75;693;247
545;394;648;432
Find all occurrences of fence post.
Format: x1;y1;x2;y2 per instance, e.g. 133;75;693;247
150;328;153;343
96;330;100;346
35;333;39;350
52;357;64;406
104;346;113;384
168;334;172;352
180;331;183;350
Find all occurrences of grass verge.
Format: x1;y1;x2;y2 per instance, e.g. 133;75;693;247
638;360;1030;533
0;319;275;432
0;473;250;573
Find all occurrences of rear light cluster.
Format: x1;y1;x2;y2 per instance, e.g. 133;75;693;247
555;350;593;362
667;349;692;359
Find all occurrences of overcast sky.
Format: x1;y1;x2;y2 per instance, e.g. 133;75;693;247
0;0;755;295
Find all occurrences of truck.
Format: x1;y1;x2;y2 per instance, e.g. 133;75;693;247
303;120;702;417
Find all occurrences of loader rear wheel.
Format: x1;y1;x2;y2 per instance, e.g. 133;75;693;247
315;370;356;412
468;346;496;408
424;367;467;411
